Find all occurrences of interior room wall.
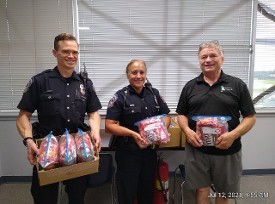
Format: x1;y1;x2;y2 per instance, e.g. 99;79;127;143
0;113;274;178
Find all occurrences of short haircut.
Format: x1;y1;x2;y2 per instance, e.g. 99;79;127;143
198;40;224;57
54;33;78;50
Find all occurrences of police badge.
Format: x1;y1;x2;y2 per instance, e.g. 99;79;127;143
80;84;86;96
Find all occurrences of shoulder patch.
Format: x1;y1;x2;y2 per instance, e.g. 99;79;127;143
160;95;167;103
23;77;34;93
107;94;118;109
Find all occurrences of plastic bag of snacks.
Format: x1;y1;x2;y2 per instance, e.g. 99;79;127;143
192;116;231;146
135;114;170;145
59;128;77;166
37;131;59;170
74;128;95;163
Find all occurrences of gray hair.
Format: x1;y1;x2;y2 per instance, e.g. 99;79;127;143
198;40;224;57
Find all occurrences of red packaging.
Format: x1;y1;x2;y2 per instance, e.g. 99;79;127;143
192;116;231;146
135;115;170;145
74;129;95;163
37;131;59;170
59;129;77;166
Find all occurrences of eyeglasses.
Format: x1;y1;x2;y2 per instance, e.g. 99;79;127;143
60;50;79;56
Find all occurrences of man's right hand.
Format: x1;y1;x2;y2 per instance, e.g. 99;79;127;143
26;140;39;165
186;128;203;147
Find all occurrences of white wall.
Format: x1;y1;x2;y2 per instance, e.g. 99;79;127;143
0;113;274;178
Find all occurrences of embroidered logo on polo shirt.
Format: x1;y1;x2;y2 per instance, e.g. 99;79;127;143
221;86;233;92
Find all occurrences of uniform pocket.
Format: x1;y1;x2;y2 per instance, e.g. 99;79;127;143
74;96;86;113
38;91;61;115
124;106;141;114
123;107;142;125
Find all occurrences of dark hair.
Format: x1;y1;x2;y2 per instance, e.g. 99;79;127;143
54;33;78;50
125;59;147;74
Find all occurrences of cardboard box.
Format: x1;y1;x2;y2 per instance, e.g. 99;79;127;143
159;116;186;148
159;127;186;148
37;157;99;186
36;133;99;186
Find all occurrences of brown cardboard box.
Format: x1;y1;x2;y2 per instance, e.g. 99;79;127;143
159;127;186;148
37;157;99;186
159;116;186;148
36;133;99;186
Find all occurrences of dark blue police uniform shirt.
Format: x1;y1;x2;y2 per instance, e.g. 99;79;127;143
106;85;170;133
176;71;256;155
17;66;102;136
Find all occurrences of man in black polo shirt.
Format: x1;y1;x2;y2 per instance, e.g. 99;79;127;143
176;40;256;204
16;33;102;204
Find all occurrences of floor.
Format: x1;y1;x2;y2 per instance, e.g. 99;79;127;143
0;175;275;204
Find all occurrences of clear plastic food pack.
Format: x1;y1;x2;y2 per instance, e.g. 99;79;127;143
37;131;59;170
192;116;231;146
74;128;95;162
135;115;170;145
59;129;77;166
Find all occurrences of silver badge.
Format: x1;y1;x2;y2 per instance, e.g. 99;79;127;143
80;84;86;96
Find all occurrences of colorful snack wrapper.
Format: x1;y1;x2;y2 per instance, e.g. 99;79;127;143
74;128;95;163
192;116;231;146
37;131;59;170
59;129;77;166
135;115;170;145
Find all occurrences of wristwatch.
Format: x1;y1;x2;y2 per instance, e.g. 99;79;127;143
23;137;34;147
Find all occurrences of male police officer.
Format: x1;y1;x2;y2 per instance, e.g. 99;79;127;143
16;33;102;204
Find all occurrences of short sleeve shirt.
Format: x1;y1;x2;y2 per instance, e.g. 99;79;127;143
17;67;102;136
176;71;255;155
106;85;170;133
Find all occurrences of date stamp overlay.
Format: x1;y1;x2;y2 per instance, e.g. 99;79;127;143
208;191;269;199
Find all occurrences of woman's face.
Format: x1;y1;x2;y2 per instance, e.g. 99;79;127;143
127;61;146;93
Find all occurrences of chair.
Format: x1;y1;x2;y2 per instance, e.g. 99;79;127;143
86;152;117;204
172;164;185;204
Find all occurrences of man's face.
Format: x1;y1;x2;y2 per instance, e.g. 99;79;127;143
127;61;146;93
199;46;224;74
52;40;79;70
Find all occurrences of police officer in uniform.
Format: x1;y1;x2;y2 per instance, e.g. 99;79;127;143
16;33;102;204
105;59;171;204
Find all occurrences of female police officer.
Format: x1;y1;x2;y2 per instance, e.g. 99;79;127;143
105;59;171;204
16;33;102;204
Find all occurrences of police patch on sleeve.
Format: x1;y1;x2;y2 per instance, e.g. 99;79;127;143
23;77;34;93
107;94;118;109
160;95;167;103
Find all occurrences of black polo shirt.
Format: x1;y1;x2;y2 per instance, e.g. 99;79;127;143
106;85;170;133
176;71;255;155
17;66;102;136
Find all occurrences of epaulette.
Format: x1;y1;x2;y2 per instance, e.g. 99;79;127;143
35;69;52;77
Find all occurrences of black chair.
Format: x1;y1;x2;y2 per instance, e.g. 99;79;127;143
172;164;186;204
86;152;117;204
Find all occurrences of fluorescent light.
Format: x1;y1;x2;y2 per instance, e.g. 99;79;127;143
79;27;90;30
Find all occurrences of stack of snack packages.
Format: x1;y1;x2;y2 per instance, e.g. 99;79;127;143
37;128;95;170
192;116;231;146
137;115;170;145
